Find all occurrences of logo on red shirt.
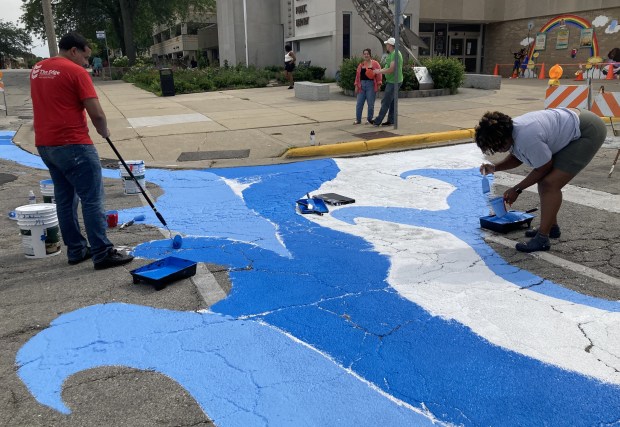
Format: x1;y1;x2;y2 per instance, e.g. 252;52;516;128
31;64;61;79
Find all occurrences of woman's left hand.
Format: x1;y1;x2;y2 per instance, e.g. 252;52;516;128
503;187;520;205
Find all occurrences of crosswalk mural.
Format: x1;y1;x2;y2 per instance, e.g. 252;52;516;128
4;136;619;426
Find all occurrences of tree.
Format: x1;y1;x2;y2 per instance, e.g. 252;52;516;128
0;19;32;66
20;0;215;65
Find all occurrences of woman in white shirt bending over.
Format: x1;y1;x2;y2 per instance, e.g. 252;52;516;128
476;108;606;253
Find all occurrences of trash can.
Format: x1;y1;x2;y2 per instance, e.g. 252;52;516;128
159;68;175;96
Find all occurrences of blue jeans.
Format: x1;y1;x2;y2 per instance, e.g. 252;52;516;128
374;82;401;124
37;144;113;263
355;80;376;122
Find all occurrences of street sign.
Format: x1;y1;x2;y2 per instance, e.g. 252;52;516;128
96;31;106;40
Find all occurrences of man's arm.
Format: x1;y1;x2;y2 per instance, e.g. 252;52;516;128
83;97;109;138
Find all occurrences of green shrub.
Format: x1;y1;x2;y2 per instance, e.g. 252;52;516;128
420;57;465;94
123;65;275;95
112;56;129;67
123;63;328;95
294;65;326;81
337;56;360;91
401;59;419;91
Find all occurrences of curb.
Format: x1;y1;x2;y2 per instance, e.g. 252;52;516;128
283;129;476;159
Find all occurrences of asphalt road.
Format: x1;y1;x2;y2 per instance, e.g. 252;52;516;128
1;68;619;426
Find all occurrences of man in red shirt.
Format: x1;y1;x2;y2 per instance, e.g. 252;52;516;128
31;32;133;270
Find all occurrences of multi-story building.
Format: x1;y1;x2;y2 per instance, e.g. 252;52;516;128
150;13;219;67
154;0;620;77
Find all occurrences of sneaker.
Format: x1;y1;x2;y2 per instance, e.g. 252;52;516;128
366;119;373;125
288;85;294;89
381;121;393;126
515;233;551;253
94;248;134;270
353;120;361;125
525;225;561;239
68;247;92;265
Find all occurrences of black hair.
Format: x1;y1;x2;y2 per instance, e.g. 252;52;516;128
608;48;620;62
474;111;514;155
58;32;89;51
363;48;372;55
285;44;292;52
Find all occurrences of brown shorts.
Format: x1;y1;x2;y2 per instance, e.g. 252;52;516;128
553;110;607;175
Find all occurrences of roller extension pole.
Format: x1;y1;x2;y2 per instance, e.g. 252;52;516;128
105;137;168;227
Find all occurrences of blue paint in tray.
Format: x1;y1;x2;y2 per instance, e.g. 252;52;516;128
130;256;197;286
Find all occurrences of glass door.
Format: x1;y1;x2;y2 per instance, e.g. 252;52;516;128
449;36;479;72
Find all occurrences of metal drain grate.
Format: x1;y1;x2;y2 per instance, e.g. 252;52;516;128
177;149;250;162
353;130;397;140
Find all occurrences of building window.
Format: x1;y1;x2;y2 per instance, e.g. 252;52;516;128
343;12;351;59
404;15;412;29
294;41;301;53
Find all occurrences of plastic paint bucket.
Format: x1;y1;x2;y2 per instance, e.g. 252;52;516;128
119;160;146;195
489;196;508;218
40;179;55;203
14;203;62;258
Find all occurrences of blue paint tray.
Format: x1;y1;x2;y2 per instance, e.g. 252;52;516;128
296;197;329;215
479;210;535;233
130;256;197;289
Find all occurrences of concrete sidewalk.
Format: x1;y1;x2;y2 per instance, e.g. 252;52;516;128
12;77;588;168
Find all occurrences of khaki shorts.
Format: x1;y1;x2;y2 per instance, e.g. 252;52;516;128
553;110;606;175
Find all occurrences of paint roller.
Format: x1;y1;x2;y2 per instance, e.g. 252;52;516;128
105;137;182;249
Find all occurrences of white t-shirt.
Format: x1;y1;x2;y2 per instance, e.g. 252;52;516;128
285;52;294;63
510;108;581;168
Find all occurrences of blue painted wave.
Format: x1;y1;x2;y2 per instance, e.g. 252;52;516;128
5;141;620;425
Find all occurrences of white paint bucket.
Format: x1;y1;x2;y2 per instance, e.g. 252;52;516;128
40;179;55;203
119;160;146;195
14;203;62;258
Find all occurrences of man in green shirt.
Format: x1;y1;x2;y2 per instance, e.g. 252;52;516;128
372;37;403;127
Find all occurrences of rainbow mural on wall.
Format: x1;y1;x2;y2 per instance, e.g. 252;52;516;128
528;14;599;59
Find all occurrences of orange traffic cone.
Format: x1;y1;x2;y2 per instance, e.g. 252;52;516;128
538;63;546;79
493;64;499;76
606;64;614;80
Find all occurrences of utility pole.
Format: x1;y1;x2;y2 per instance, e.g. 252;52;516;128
393;0;401;129
42;0;58;57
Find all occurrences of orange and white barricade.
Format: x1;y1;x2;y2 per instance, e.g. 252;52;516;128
544;85;589;109
590;92;620;118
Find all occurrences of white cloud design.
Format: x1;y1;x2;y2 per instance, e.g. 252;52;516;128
520;37;533;47
593;15;610;27
605;22;620;34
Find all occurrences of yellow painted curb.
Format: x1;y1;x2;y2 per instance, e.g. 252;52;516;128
285;141;368;158
284;129;475;159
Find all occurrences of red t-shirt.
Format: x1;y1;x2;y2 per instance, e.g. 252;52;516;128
31;57;98;146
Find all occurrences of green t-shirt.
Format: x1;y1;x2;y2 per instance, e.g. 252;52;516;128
384;50;403;84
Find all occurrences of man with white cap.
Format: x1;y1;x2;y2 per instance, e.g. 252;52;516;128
372;37;403;127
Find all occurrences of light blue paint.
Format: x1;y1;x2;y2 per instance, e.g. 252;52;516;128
17;303;435;426
7;147;620;425
121;168;291;258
